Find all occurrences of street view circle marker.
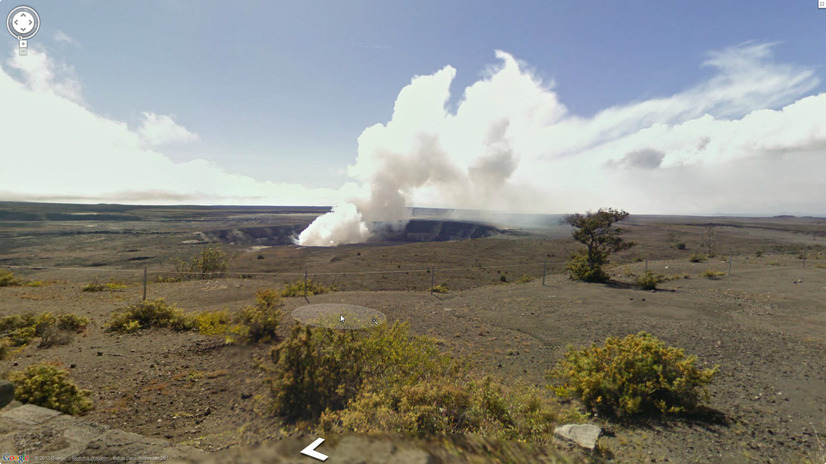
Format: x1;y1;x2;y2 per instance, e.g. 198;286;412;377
292;304;387;330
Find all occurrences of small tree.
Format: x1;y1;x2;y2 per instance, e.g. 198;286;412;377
563;208;634;282
173;244;229;280
701;225;716;257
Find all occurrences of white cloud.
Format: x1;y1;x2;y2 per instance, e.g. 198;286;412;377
5;46;83;103
0;46;355;206
53;30;81;48
137;112;199;146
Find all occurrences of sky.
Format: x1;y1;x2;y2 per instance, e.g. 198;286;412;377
1;1;825;229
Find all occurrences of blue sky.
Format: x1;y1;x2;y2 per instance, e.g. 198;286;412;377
1;1;825;232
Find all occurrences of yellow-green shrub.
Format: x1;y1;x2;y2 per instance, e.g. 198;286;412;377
280;279;337;297
0;339;12;360
267;321;574;442
636;271;665;290
517;274;535;284
56;313;89;332
567;253;610;283
83;280;127;292
81;282;105;292
0;269;21;287
0;312;89;349
318;363;575;442
8;362;93;415
431;283;449;293
688;254;706;263
266;321;454;423
548;332;717;418
701;270;725;279
231;290;283;343
193;310;232;336
0;270;44;287
106;298;192;333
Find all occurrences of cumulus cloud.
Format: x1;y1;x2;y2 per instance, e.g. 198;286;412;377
137;112;199;146
0;46;353;206
299;42;826;245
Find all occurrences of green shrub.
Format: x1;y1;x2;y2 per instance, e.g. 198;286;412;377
688;254;706;263
281;279;337;297
0;269;22;287
173;244;229;280
754;250;763;258
431;283;449;293
8;362;93;415
106;298;192;333
567;253;609;283
675;243;687;250
636;271;665;290
701;270;725;279
548;332;717;418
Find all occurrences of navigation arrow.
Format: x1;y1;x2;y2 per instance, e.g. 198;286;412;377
300;437;328;462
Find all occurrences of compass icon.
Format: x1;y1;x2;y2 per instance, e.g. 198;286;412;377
7;6;40;56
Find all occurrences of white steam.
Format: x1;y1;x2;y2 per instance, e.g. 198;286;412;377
295;203;369;247
298;44;826;246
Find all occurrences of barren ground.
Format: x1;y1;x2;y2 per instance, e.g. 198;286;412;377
1;203;825;463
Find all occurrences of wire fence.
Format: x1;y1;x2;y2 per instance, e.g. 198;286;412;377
2;257;565;299
3;247;821;302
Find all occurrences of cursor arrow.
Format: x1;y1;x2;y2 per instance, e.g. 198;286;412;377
340;315;345;323
300;437;328;461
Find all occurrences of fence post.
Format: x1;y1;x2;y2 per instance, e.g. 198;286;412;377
430;266;435;295
644;260;648;273
542;260;547;286
802;249;806;268
304;270;308;299
142;267;147;301
728;252;733;276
